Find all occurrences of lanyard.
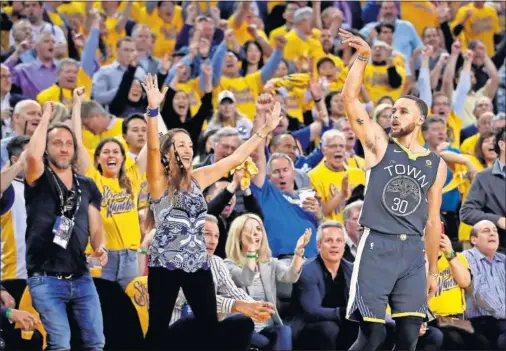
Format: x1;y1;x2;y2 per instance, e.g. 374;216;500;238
47;167;81;220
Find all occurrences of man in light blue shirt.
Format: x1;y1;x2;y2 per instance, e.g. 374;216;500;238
463;220;506;350
91;37;146;107
359;1;422;60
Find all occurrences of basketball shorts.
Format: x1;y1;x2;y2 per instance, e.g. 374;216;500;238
346;228;428;323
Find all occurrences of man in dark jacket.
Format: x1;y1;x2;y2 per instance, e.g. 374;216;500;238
460;127;506;251
287;221;358;350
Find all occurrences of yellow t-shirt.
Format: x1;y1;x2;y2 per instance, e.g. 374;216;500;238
428;253;469;316
418;110;462;149
85;162;142;251
308;162;365;222
346;155;365;170
453;3;500;56
36;72;92;108
146;6;183;58
400;1;439;37
363;64;406;106
82;117;124;154
217;71;263;119
460;133;479;155
228;15;268;46
269;25;289;47
284;29;322;62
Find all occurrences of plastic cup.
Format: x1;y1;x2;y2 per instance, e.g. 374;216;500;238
88;257;103;277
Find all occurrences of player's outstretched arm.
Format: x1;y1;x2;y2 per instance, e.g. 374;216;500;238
340;29;388;168
425;159;448;299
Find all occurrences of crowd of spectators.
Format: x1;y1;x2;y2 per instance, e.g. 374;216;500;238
0;1;505;350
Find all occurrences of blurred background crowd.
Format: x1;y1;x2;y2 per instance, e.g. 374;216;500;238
0;1;505;350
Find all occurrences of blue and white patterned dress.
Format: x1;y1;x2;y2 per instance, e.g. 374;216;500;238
148;180;209;273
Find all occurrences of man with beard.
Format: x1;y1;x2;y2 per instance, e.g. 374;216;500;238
340;29;446;350
23;101;108;350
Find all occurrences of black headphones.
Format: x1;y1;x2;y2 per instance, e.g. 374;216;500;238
494;127;505;155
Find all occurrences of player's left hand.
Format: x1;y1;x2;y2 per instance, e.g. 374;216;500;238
427;274;438;300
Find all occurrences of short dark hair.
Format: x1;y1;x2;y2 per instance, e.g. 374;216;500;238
6;135;30;161
400;95;428;120
116;36;134;49
316;57;335;71
495;126;505;155
45;123;79;168
122;113;146;135
375;22;395;34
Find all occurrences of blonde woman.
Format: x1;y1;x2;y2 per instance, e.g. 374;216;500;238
225;213;312;351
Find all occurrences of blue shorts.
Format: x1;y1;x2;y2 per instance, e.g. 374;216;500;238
346;228;428;323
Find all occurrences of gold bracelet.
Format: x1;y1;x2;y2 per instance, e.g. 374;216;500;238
256;131;267;139
428;271;438;278
357;55;370;62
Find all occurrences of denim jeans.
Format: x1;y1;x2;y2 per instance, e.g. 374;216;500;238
101;249;139;290
27;273;105;351
251;325;292;351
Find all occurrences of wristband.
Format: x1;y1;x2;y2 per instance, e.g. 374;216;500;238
256;131;266;139
147;107;159;117
138;249;148;255
357;55;369;62
314;98;322;103
428;271;438;278
317;214;324;222
6;308;11;320
445;250;457;261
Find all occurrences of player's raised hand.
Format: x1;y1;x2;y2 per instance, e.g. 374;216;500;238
338;28;371;57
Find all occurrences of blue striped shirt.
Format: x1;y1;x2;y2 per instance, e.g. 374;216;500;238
463;247;505;319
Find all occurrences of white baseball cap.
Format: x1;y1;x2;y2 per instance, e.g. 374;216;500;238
218;90;236;104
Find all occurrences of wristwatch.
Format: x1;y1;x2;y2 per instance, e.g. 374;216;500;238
445;250;457;261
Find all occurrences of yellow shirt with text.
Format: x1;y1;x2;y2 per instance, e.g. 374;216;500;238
85;162;142;251
453;3;500;56
308;162;365;222
363;64;405;106
428;253;469;316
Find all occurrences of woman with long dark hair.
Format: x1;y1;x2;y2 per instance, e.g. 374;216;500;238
141;74;282;349
72;87;148;289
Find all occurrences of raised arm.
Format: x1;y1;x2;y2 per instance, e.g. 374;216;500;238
339;28;387;168
425;159;448;299
24;103;52;185
441;41;461;100
1;152;25;194
193;94;282;190
141;74;169;201
71;87;91;174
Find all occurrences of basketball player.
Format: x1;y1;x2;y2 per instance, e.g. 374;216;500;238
338;29;446;350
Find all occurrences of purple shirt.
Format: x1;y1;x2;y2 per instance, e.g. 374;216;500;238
9;59;57;100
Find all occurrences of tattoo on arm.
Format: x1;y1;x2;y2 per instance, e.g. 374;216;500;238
357;118;364;125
